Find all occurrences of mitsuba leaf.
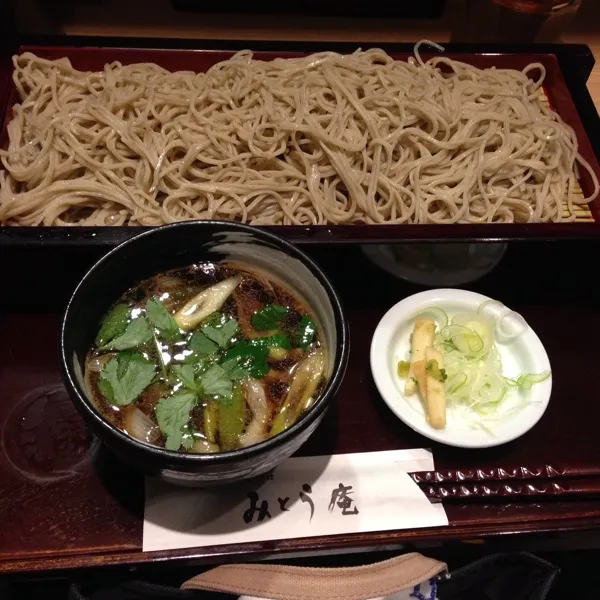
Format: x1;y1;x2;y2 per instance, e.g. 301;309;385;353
155;391;197;451
181;428;195;450
199;364;233;398
251;304;287;331
97;378;115;404
188;330;219;357
224;342;269;379
99;352;156;406
171;363;200;393
220;356;250;381
172;361;235;402
101;317;153;351
202;316;239;349
146;298;180;340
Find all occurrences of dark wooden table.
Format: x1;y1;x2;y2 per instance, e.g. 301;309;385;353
1;241;600;575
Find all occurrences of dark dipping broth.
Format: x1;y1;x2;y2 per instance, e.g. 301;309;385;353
84;262;326;453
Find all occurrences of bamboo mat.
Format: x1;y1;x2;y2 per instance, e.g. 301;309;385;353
539;88;594;222
568;186;593;222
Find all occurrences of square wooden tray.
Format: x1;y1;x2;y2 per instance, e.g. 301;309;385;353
1;241;600;573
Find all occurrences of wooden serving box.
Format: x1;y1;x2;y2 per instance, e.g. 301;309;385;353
0;38;599;246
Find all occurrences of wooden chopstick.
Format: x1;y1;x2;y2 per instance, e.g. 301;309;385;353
410;464;600;486
419;477;600;502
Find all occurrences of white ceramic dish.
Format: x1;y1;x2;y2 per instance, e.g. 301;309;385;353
370;289;552;448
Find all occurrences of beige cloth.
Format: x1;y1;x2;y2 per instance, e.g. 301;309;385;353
181;553;447;600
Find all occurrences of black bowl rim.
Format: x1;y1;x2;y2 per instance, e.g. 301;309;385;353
60;220;350;466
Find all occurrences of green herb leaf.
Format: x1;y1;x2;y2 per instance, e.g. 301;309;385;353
224;342;269;379
188;330;219;357
165;433;182;451
146;298;180;340
96;303;131;346
155;391;197;451
181;430;195;450
250;333;292;352
203;311;227;328
192;358;212;375
102;317;153;351
202;316;239;349
426;359;447;382
97;377;115;404
296;316;317;350
171;364;200;393
220;357;250;381
99;352;156;406
251;304;288;331
116;350;138;378
199;364;233;398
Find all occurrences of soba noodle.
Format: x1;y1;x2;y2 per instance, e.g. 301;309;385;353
0;44;598;226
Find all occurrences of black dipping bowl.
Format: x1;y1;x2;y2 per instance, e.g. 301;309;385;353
60;222;349;486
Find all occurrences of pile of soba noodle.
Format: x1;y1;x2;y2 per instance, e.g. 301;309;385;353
0;43;598;226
